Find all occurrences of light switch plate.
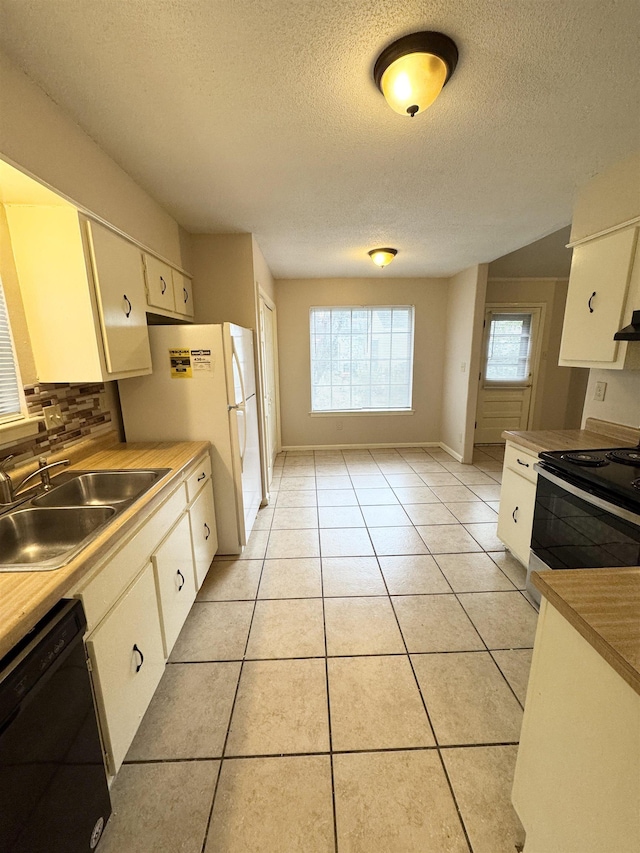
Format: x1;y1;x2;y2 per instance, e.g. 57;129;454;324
593;381;607;402
43;403;64;430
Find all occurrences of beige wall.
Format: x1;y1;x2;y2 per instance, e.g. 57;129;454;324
570;151;640;243
440;265;488;461
570;152;640;428
275;277;448;449
0;50;185;268
485;278;588;430
582;369;640;428
190;233;256;328
0;204;36;385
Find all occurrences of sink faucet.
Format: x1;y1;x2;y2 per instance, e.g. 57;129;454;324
0;455;70;504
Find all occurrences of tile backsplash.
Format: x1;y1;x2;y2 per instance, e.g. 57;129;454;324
0;382;113;466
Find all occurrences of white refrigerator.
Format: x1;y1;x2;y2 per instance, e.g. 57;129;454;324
118;323;262;554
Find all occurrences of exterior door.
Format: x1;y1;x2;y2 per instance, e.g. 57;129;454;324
476;307;542;443
259;296;279;488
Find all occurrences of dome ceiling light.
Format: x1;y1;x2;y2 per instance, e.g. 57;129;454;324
373;31;459;117
368;248;398;268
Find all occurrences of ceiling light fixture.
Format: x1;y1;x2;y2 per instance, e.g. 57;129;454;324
368;248;398;268
373;31;458;117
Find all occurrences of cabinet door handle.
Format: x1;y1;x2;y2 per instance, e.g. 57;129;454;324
204;522;211;541
132;643;144;672
176;569;185;591
512;506;519;523
123;294;132;317
197;472;206;482
588;291;596;313
183;287;189;304
160;276;167;295
516;458;529;468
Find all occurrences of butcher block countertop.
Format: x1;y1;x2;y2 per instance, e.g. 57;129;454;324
502;418;639;456
0;436;210;660
533;568;640;696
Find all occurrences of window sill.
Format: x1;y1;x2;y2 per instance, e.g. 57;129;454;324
0;415;44;442
309;409;414;418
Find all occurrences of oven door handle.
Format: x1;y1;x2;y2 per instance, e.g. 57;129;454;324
534;464;640;527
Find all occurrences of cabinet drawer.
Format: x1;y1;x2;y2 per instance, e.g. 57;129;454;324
153;514;197;656
189;483;218;589
504;443;538;484
186;453;212;501
77;483;187;632
172;270;194;318
144;254;175;313
87;563;165;774
497;469;537;566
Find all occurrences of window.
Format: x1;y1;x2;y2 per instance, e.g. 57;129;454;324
0;278;23;424
484;311;534;384
310;306;414;412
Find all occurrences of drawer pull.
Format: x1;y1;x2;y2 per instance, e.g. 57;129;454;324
160;275;167;295
132;644;144;673
512;506;519;523
588;291;596;313
177;569;185;591
197;472;206;482
123;294;132;318
183;287;189;304
204;522;211;541
516;458;529;467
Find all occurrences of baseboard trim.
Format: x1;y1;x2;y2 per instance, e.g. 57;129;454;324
438;442;464;463
281;441;441;452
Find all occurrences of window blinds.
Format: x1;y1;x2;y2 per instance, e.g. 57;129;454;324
0;280;23;422
310;306;414;411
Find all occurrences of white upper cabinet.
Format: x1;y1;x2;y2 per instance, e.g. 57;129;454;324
172;270;194;318
143;253;176;313
85;220;152;374
143;253;194;320
6;206;152;382
559;226;640;369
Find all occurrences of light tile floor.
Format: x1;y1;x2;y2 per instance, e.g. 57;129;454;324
100;444;532;853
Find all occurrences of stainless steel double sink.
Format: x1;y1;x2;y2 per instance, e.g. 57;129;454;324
0;469;170;572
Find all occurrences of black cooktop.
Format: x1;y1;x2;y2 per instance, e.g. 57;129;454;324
538;447;640;510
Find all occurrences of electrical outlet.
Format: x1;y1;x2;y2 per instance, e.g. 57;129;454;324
593;381;607;402
43;404;64;430
336;420;343;431
460;361;466;373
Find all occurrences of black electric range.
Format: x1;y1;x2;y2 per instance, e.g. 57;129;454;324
527;445;640;600
537;445;640;514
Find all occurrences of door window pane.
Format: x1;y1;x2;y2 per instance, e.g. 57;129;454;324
310;306;414;411
485;313;533;382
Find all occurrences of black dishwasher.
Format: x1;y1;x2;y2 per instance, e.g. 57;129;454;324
0;599;111;853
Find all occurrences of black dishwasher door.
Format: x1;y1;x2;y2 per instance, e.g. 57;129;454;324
0;599;111;853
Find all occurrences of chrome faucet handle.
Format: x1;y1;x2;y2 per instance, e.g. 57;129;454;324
0;455;15;472
14;458;70;495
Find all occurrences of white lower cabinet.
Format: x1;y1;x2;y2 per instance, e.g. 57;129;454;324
69;451;218;779
153;513;197;656
86;563;165;775
497;466;537;566
189;484;218;589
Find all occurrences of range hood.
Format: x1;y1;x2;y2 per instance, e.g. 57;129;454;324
614;310;640;341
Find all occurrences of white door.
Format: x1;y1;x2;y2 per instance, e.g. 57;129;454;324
259;297;279;487
476;307;542;443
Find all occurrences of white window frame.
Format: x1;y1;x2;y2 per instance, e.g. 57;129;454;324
0;277;41;441
309;305;415;415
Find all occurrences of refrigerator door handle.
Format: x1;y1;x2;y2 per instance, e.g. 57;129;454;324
231;339;247;408
236;406;247;471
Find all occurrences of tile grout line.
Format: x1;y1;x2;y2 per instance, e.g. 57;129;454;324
198;540;269;853
318;465;340;853
375;549;475;853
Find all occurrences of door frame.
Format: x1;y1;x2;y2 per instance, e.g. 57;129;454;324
257;288;281;493
476;302;546;438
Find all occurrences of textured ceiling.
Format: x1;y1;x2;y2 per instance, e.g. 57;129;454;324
0;0;638;278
